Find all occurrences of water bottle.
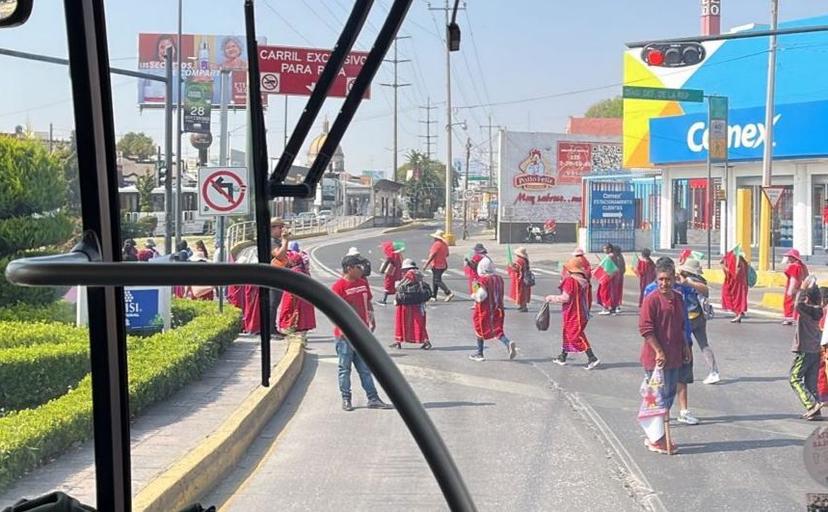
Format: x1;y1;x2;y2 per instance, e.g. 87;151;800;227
199;41;209;71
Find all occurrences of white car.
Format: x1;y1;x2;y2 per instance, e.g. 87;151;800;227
317;209;333;223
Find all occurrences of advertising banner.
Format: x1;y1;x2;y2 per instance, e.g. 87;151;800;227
498;130;621;224
258;45;370;98
183;81;213;133
138;33;265;108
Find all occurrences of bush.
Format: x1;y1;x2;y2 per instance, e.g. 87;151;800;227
0;321;85;349
0;301;75;324
0;300;241;491
0;343;90;411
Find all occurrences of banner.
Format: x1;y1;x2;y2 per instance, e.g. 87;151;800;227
183;80;213;133
138;33;265;108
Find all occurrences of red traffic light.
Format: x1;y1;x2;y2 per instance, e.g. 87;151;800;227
641;43;706;67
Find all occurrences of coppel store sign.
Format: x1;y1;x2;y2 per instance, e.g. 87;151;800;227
649;100;828;165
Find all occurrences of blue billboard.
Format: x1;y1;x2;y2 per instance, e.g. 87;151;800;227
124;288;162;331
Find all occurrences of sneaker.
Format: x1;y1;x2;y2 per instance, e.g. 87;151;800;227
552;355;567;366
507;341;517;360
429;297;437;302
644;438;678;455
469;353;486;362
616;306;623;313
808;410;823;421
367;398;393;409
388;342;401;349
518;306;529;312
375;300;387;306
805;402;824;419
611;309;619;316
585;358;600;370
421;341;432;350
781;319;794;326
677;409;700;425
598;309;611;315
703;372;721;385
342;399;353;412
444;293;455;302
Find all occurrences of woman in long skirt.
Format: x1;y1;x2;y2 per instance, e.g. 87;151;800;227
391;259;433;349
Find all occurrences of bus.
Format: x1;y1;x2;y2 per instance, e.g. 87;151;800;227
118;185;211;236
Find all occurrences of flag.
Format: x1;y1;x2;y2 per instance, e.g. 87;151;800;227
393;240;406;252
691;251;705;261
506;244;513;266
638;368;668;443
731;243;744;260
593;256;617;284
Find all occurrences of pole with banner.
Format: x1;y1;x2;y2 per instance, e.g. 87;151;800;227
707;95;728;269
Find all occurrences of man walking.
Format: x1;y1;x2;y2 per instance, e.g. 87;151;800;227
639;258;692;454
423;229;454;302
331;254;392;412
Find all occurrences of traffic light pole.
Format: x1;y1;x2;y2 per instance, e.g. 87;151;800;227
759;0;779;272
443;0;455;245
164;47;174;255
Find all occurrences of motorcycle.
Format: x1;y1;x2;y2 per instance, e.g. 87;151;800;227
525;224;543;243
542;220;557;242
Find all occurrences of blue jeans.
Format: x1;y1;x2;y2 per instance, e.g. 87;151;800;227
644;367;679;411
476;335;511;355
335;337;379;401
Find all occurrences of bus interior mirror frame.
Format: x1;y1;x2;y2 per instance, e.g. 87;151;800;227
0;0;34;28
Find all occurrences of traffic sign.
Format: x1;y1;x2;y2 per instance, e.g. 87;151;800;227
258;45;370;98
708;96;728;163
762;186;786;209
198;167;250;216
463;189;477;201
622;86;704;103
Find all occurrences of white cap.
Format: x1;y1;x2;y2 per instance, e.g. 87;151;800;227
477;257;495;275
346;247;360;256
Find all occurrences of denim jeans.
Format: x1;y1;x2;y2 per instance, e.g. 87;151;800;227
476;335;511;355
644;367;679;411
335;337;379;401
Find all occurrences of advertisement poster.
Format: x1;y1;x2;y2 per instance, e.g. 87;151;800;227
138;33;265;108
183;81;213;133
498;130;621;223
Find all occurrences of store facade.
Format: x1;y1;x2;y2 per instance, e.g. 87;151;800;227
623;14;828;257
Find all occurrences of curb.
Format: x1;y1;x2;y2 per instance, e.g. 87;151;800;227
761;292;785;311
133;336;306;512
382;221;422;234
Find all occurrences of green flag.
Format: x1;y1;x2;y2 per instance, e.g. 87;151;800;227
691;251;705;261
599;255;618;275
506;244;513;265
731;243;744;259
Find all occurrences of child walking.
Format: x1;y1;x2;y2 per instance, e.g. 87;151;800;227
790;275;823;420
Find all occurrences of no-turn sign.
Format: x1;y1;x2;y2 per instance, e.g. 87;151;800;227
198;167;250;216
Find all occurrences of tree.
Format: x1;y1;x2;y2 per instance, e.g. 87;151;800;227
585;97;623;118
398;150;448;218
0;136;76;306
136;172;156;213
117;132;155;161
53;132;81;214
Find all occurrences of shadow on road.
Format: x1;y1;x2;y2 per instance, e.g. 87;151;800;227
678;437;803;454
700;412;801;424
421;401;496;409
716;376;788;385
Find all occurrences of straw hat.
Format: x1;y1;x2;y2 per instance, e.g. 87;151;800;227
563;257;586;275
429;229;447;242
515;247;528;259
678;258;704;276
270;217;286;227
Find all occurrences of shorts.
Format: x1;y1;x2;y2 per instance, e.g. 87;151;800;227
677;360;694;384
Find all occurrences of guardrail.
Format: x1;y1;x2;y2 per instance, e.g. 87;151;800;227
225;215;373;251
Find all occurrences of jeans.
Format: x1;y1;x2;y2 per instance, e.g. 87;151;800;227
432;268;452;298
476;336;510;355
335;337;379;401
689;315;718;373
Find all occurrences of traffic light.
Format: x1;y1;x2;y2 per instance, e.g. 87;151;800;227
641;43;706;67
156;162;167;187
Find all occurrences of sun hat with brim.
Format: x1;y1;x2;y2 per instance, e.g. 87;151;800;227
346;247;360;256
429;229;446;242
563;257;586;275
472;243;487;253
270;217;286;227
784;248;802;261
515;247;528;258
679;258;704;276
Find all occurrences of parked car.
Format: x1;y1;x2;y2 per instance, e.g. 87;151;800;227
317;209;333;223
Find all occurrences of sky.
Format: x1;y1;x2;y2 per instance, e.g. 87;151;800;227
0;0;825;178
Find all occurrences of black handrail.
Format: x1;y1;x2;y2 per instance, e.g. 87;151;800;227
5;254;477;512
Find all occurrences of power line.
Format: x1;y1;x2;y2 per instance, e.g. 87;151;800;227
261;0;315;45
462;9;493;115
380;36;412;181
419;97;438;162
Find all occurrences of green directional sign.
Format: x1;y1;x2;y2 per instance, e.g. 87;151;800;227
622;85;704;103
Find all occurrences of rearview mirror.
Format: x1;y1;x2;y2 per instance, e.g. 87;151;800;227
0;0;33;28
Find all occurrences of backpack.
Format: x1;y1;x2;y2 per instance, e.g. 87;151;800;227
523;269;536;287
747;264;758;288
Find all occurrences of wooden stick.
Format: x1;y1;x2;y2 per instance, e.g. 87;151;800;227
664;412;673;455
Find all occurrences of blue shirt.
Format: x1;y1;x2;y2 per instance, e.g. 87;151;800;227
643;282;693;346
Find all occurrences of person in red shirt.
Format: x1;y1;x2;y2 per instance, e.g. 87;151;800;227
423;229;454;302
782;248;809;325
331;255;392;412
469;258;517;361
377;241;404;305
638;258;692;454
465;243;488;294
634;248;657;307
545;257;599;369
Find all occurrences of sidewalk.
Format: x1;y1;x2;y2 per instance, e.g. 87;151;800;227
0;334;290;509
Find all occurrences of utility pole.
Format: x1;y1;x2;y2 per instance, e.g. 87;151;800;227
480;115;501;189
418;97;438;163
462;137;471;240
759;0;779;272
380;36;411;183
429;0;464;245
175;0;184;248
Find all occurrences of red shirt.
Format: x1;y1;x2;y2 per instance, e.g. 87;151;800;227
639;290;687;371
428;240;449;270
331;277;372;337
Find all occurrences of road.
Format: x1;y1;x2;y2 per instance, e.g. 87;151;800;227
206;224;822;511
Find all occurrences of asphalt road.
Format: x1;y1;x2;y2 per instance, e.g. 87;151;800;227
207;224;824;511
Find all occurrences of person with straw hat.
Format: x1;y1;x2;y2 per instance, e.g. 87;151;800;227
510;247;533;313
392;259;433;350
469;258;516;362
782;248;809;325
545;257;600;369
423;229;454;302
